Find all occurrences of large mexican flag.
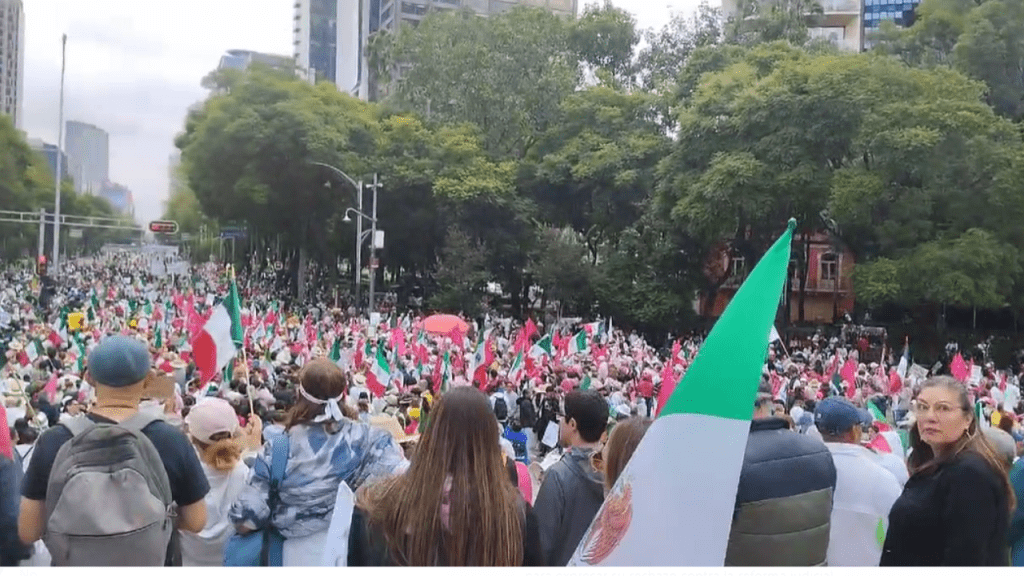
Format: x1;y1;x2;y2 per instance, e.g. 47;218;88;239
568;219;795;566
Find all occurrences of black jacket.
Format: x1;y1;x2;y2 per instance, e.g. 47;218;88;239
881;451;1010;566
347;500;543;566
725;417;837;566
0;454;30;566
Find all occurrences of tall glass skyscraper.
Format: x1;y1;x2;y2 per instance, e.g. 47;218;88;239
295;0;339;84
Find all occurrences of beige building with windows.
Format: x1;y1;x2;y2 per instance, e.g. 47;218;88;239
720;0;863;52
0;0;25;129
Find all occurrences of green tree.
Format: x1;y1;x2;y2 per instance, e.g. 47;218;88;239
635;1;723;91
530;227;595;317
429;226;490;316
372;7;579;159
525;84;670;261
176;67;379;298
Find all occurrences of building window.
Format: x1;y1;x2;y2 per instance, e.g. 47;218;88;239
728;256;746;284
820;253;839;282
401;1;428;15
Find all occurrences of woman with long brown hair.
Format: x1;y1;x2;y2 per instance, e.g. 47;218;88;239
347;386;542;566
230;359;407;566
599;416;652;492
881;376;1014;566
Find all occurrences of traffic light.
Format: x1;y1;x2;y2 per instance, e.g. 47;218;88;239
148;220;179;234
37;255;47;277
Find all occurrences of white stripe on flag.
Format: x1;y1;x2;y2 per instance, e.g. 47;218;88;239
569;412;750;566
206;305;237;372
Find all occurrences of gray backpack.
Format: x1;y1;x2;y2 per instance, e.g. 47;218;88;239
44;413;174;566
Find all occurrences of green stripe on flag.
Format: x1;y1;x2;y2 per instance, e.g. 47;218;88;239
660;219;796;421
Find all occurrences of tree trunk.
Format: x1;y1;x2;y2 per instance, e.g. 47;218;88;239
798;231;809;323
297;246;309;302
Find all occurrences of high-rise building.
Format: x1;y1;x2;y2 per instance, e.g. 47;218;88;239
218;49;296;72
294;0;577;100
721;0;862;52
98;181;134;217
0;0;25;130
28;138;69;182
64;121;110;194
862;0;920;49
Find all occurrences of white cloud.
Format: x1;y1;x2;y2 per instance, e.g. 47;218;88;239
21;0;709;227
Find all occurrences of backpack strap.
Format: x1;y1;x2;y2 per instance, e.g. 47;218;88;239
269;433;290;485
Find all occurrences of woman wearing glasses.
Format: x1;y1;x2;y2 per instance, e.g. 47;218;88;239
881;376;1014;566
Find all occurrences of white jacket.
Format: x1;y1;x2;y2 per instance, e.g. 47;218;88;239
824;442;902;566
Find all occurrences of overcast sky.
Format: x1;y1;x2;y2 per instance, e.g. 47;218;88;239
21;0;707;225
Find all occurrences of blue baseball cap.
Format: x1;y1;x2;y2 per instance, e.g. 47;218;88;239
814;397;871;435
87;335;152;388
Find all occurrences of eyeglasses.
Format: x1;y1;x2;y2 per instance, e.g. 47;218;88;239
912;402;964;417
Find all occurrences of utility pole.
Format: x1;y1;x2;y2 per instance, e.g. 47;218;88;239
366;173;381;317
53;34;67;275
37;208;45;260
355;179;363;311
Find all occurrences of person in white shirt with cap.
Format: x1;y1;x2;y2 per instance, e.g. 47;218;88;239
815;397;902;566
180;398;250;566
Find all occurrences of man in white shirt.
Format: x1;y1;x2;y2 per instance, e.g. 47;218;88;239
814;397;902;566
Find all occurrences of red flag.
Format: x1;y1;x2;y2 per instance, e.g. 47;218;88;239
655;368;679;418
841;359;858;399
523;318;538;341
867;433;892;453
0;404;11;459
447;327;465;348
44;372;59;403
950;353;969;382
391;328;407;357
888;368;902;395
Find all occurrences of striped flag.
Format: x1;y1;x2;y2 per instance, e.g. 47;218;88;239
568;219;795;566
192;272;243;384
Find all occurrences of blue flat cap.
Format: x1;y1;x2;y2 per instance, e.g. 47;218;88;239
87;335;152;388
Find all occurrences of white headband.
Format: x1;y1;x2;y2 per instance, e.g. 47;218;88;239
297;384;344;423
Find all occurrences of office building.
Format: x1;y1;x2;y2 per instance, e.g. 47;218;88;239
863;0;920;48
294;0;577;100
64;120;110;194
218;49;295;72
28;138;69;182
98;181;134;217
0;0;25;129
721;0;862;52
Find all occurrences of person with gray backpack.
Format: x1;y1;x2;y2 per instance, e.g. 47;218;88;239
17;335;210;566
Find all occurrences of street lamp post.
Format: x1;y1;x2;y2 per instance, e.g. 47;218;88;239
53;34;67;276
310;162;381;316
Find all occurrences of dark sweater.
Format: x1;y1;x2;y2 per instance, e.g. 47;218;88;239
882;451;1010;566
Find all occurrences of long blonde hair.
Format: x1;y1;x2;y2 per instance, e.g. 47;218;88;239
357;387;523;566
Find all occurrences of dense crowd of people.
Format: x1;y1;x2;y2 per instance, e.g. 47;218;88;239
2;252;1024;566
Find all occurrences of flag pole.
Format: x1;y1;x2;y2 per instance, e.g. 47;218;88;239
229;265;255;416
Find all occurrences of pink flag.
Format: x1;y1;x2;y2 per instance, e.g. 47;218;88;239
655;362;677;418
391;328;407;357
44;372;59;403
841;359;858;399
950;353;969;382
0;404;11;459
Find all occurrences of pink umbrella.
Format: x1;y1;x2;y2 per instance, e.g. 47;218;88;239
422;314;469;336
